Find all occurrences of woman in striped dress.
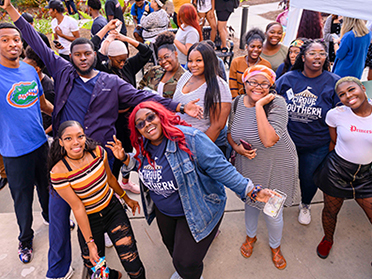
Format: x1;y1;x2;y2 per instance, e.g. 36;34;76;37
49;121;145;279
227;65;298;270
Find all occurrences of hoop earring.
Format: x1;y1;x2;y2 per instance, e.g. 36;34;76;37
61;146;66;156
85;142;88;151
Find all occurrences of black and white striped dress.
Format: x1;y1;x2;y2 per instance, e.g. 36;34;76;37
228;95;298;209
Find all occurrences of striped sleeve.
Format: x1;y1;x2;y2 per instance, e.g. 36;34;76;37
50;172;71;190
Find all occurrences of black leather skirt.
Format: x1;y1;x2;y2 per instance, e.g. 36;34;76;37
314;150;372;199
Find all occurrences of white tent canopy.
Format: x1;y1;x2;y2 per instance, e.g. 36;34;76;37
283;0;372;46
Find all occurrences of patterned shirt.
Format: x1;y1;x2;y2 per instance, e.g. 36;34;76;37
138;65;185;99
51;146;113;214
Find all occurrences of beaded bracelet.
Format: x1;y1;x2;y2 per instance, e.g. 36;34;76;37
120;191;126;199
86;238;95;245
250;185;262;202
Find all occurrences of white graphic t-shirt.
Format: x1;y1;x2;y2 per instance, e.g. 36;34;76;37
326;105;372;164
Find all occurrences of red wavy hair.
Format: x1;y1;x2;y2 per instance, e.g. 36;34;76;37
128;101;193;169
177;4;202;42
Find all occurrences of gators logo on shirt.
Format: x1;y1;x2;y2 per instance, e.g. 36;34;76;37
6;81;39;108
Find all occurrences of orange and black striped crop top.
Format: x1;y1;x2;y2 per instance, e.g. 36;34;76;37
51;146;113;214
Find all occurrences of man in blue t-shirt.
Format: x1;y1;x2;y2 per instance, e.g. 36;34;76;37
131;0;153;42
87;0;108;37
0;22;53;264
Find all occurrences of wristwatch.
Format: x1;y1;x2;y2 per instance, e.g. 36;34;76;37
180;104;186;114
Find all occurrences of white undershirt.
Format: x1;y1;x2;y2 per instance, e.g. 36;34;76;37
157;82;165;96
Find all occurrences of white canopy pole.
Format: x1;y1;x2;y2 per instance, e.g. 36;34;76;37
282;7;303;46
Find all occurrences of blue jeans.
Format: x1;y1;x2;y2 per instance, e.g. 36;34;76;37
64;0;78;15
297;143;329;205
245;204;283;249
47;155;115;278
3;142;49;242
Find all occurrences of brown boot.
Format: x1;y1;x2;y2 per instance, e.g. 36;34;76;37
240;236;257;258
270;246;287;270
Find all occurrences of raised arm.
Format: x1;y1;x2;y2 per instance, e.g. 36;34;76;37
2;0;70;78
255;94;280;147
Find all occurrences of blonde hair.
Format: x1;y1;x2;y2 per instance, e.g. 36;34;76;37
340;17;369;38
335;76;364;91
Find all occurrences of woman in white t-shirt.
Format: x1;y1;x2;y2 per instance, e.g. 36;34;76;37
173;42;232;154
174;3;202;67
314;76;372;260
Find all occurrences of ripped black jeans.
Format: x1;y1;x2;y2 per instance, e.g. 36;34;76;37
77;196;145;279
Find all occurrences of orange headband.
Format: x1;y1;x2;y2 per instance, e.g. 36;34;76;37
242;65;276;85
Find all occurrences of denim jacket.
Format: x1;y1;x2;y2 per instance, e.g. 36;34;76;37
121;125;253;242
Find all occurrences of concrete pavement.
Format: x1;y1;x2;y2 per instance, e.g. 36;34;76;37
1;182;371;278
1;2;371;278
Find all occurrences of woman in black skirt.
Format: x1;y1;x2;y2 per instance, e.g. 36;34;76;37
314;76;372;259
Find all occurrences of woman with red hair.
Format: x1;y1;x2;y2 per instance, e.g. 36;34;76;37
107;101;275;279
174;3;202;67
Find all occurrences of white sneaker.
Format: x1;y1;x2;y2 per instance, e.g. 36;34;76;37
170;271;182;279
119;180;140;194
170;271;203;279
298;203;311;225
104;232;113;248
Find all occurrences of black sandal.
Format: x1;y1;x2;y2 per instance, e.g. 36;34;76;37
221;47;228;53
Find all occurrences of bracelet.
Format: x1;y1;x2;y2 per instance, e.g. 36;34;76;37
250;185;262;202
179;104;186;114
120;191;126;199
86;238;94;245
121;153;128;163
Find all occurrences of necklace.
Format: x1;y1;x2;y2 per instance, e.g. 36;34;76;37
246;55;260;67
66;151;85;161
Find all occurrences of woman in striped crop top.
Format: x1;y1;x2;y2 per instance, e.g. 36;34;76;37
49;120;145;279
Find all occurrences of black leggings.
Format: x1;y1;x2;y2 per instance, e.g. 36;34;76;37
155;207;222;279
322;193;372;242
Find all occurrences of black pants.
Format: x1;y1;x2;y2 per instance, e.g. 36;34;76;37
3;142;49;242
77;197;145;279
155;207;222;279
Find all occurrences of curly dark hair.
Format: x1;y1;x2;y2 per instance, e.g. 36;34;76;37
48;121;98;172
154;31;176;53
291;39;329;72
244;28;265;46
25;46;45;71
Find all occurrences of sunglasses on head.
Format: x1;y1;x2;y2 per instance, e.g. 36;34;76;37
135;112;157;130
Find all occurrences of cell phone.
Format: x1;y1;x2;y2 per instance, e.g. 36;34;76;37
263;189;287;218
0;0;4;6
53;40;62;47
115;21;122;33
240;139;252;151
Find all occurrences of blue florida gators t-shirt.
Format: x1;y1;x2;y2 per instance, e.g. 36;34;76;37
139;138;184;217
0;62;47;157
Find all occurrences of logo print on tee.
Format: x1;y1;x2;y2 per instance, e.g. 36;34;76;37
6;81;39;108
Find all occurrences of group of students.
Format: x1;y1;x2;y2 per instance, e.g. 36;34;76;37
0;0;372;279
